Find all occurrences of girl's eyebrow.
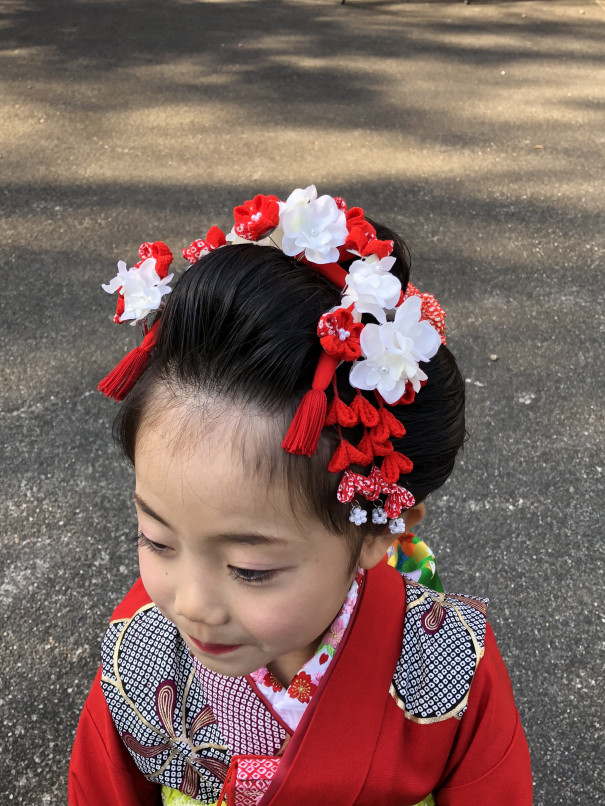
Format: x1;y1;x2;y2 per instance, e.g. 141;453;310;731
135;493;175;529
213;532;290;546
134;493;289;545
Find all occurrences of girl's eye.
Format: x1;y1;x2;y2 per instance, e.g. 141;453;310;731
228;567;276;585
137;531;170;554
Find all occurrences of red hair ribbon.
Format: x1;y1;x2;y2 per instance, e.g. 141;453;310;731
300;260;348;290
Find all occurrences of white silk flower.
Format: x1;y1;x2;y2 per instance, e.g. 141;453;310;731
102;258;173;324
349;296;441;403
341;256;401;323
279;185;348;265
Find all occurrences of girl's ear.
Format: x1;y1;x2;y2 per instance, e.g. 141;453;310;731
403;502;426;531
358;529;397;570
358;502;426;570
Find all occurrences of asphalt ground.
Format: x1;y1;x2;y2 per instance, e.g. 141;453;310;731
1;1;603;803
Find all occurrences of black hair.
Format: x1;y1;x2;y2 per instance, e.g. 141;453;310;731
115;224;465;548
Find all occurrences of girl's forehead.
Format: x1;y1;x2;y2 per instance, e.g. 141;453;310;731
134;406;304;526
136;399;283;475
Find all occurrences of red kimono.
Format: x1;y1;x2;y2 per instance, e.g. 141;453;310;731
69;560;532;805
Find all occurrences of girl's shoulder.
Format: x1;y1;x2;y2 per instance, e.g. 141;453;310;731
100;583;229;803
390;570;489;723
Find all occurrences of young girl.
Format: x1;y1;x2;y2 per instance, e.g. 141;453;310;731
69;186;532;806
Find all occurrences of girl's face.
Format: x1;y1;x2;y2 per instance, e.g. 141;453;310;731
134;412;390;686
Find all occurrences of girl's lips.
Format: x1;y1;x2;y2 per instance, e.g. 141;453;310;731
188;635;243;655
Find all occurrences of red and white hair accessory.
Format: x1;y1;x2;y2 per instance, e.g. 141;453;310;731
98;186;447;527
98;241;174;401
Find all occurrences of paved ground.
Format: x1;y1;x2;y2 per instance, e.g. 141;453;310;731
1;1;603;803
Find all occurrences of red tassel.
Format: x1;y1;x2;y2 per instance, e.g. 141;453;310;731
98;320;159;402
282;389;327;456
284;351;340;455
325;398;338;426
97;347;150;401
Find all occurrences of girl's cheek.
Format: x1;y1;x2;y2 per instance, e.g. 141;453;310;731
138;550;168;599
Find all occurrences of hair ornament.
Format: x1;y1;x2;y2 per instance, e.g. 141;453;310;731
230;194;280;242
98;185;447;522
371;506;388;526
388;517;407;535
98;242;174;401
349;504;368;526
182;226;227;264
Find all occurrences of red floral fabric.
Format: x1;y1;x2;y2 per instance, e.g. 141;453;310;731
262;671;283;693
287;672;317;704
181;226;227;264
405;282;447;344
135;241;173;278
232;194;279;241
317;308;363;361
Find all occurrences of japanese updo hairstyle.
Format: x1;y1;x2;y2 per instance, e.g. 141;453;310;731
115;221;465;547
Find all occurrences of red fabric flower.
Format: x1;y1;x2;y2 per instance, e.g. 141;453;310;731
345;222;377;255
345;206;366;227
343;206;394;259
135;241;174;278
317;308;363;361
137;242;154;261
262;670;283;693
182;226;227;264
361;238;394;260
232;194;279;241
287;672;317;703
319;652;329;665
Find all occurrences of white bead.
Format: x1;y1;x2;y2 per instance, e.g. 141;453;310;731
349;505;367;526
372;507;388;525
388;517;406;534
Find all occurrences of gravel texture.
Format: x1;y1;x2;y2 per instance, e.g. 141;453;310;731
1;1;603;803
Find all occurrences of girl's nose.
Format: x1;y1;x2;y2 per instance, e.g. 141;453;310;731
174;573;229;627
